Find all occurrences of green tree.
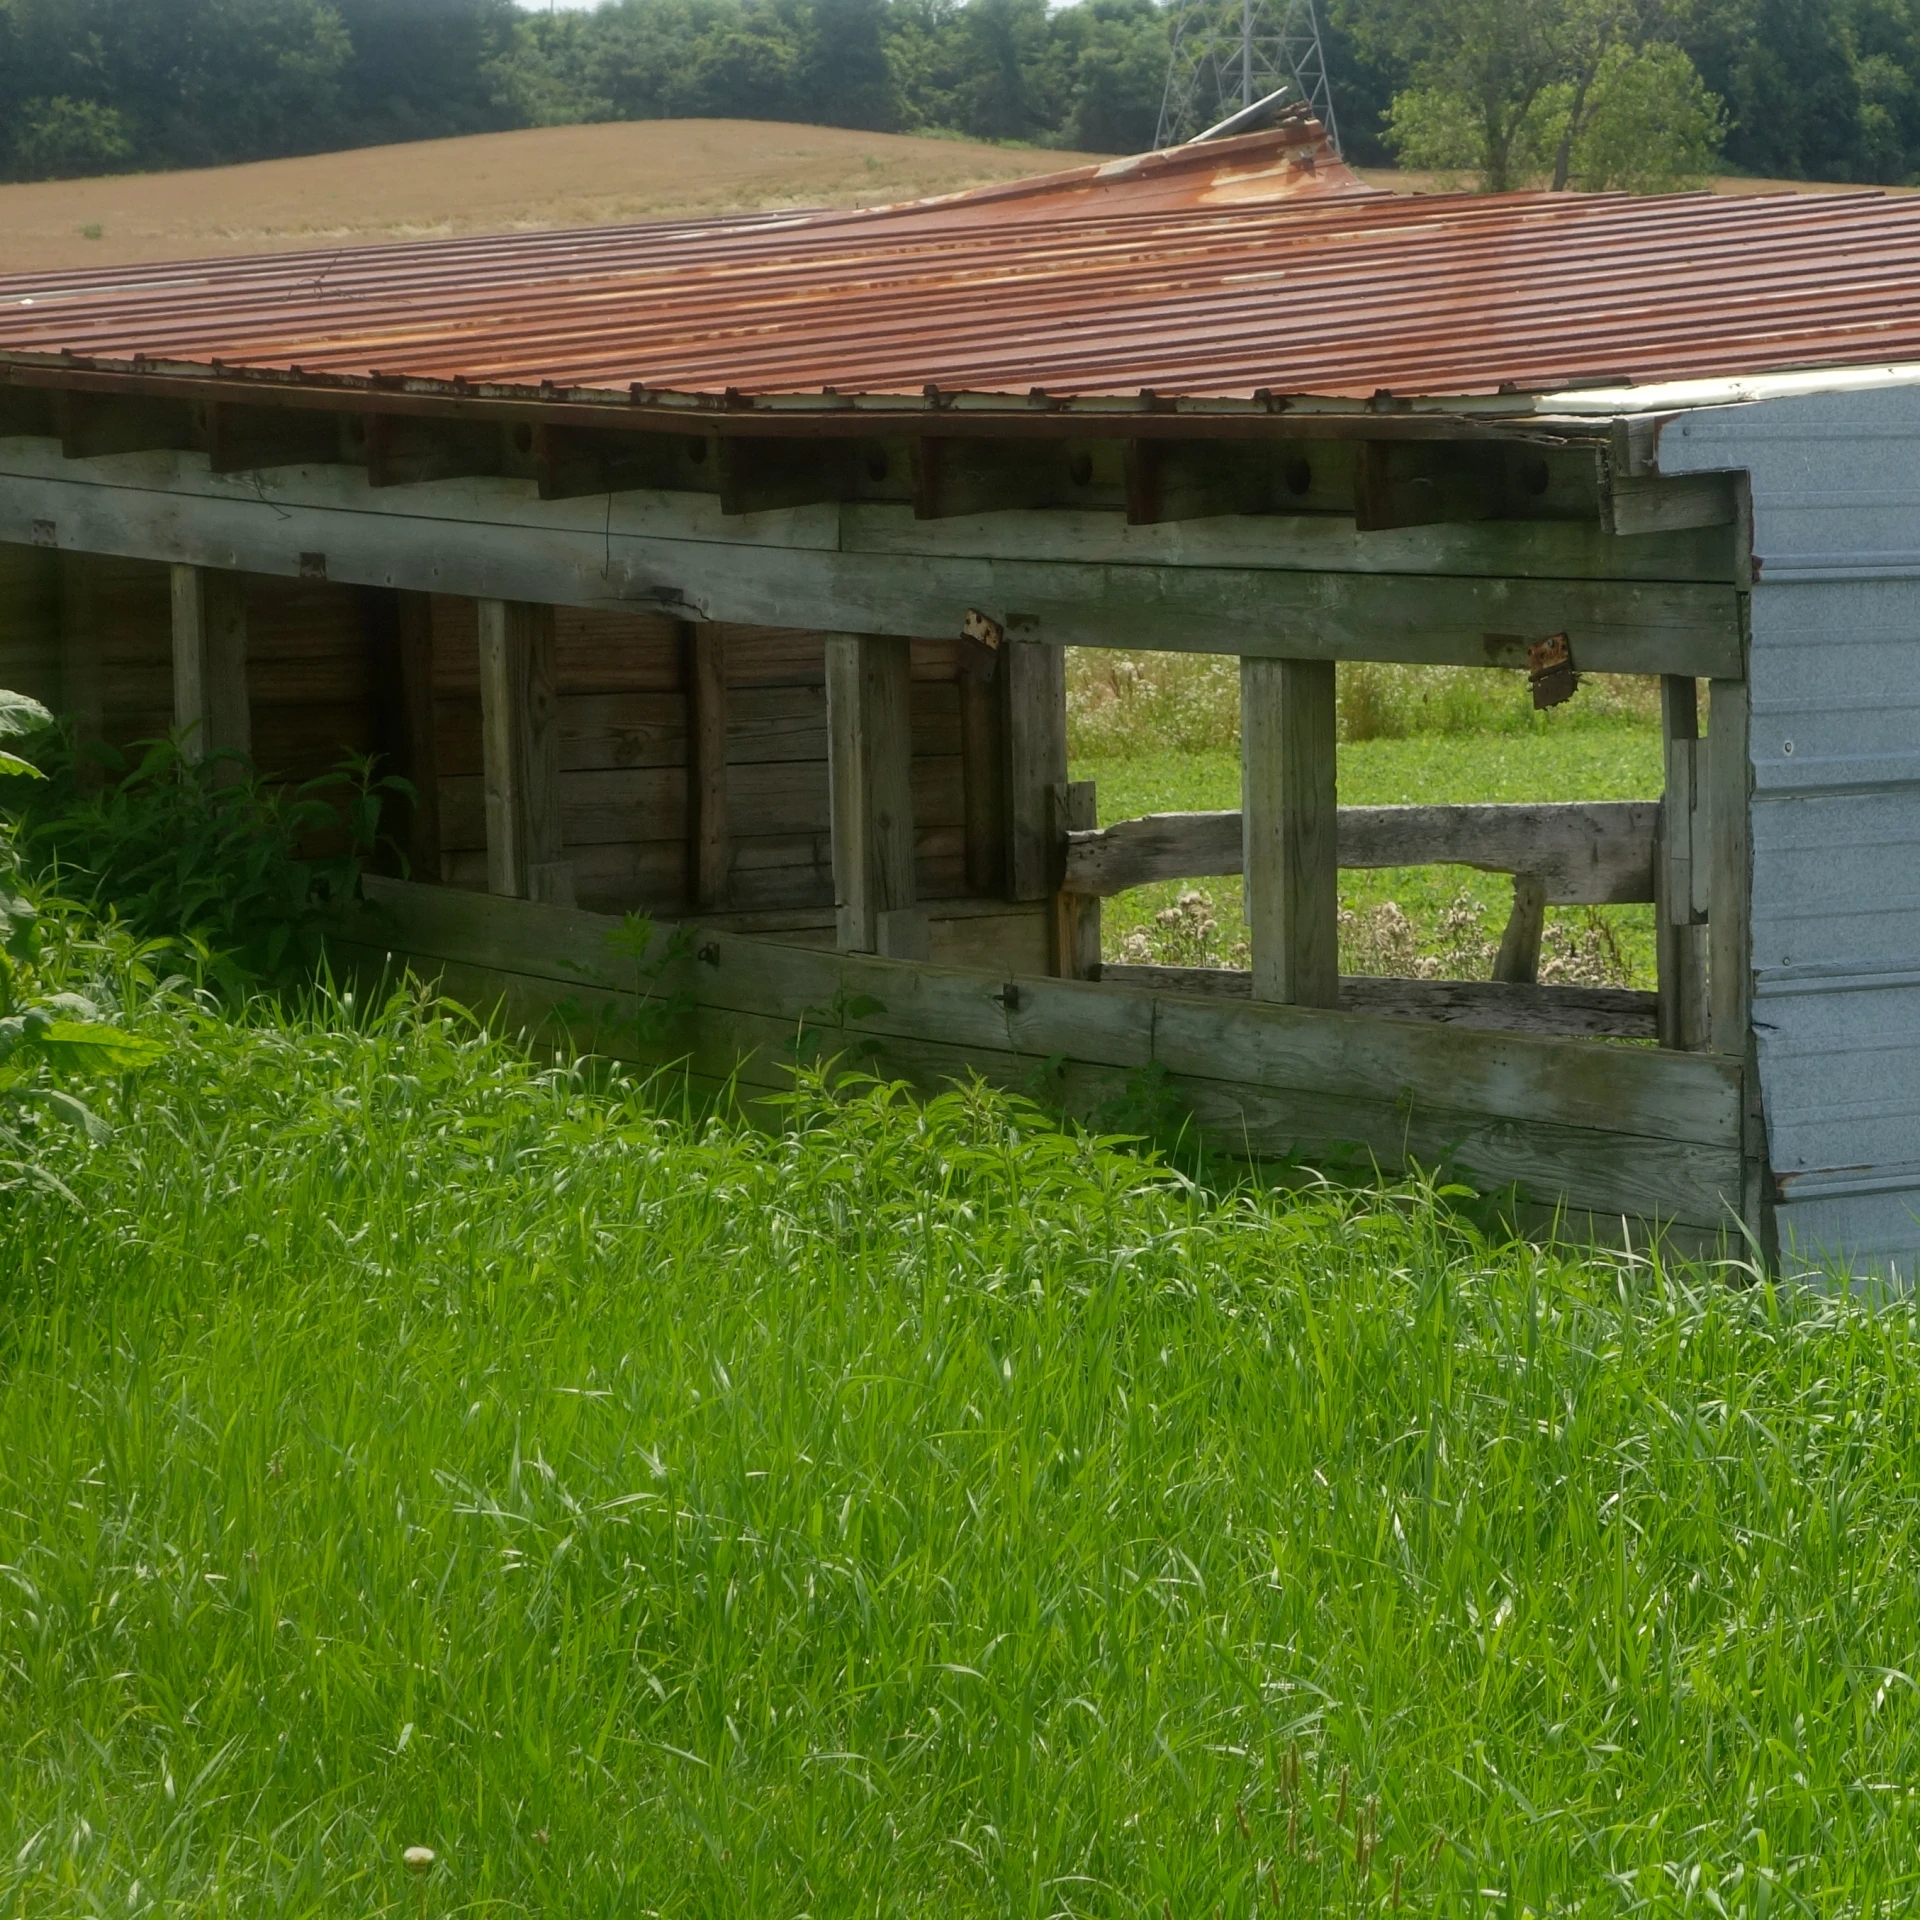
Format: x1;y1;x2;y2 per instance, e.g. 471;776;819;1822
1054;0;1168;153
1374;0;1723;189
10;96;132;176
799;0;902;130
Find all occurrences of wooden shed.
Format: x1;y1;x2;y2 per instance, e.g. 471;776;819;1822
2;114;1917;1279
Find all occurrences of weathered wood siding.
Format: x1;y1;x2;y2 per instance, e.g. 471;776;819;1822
424;600;973;915
341;875;1748;1247
0;540;1001;928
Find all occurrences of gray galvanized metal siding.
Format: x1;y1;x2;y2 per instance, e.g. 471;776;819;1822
1662;387;1920;1282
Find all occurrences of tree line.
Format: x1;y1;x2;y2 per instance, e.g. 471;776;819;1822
2;0;1918;193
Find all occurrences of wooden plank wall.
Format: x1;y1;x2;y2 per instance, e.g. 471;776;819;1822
426;597;971;916
0;545;988;928
0;542;58;707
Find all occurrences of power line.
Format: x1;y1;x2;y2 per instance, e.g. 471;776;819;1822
1156;0;1339;153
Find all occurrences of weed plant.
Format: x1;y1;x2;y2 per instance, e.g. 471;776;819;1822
2;978;1919;1914
15;729;408;992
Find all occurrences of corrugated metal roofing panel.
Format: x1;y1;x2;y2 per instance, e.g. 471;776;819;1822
5;116;1920;408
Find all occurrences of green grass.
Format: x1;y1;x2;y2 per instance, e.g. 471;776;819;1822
3;988;1920;1915
1075;717;1666;986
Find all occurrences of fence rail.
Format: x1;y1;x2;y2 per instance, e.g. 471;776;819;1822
1062;800;1660;905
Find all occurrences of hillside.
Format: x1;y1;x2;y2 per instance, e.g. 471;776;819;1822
2;120;1904;278
0;120;1108;274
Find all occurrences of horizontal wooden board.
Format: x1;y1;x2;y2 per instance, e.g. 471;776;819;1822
1097;964;1660;1038
346;877;1745;1227
838;500;1740;586
717;626;824;688
0;454;1744;677
1066;801;1660;905
435;691;691;778
251;701;374;778
440;823;966;912
430;593;684;695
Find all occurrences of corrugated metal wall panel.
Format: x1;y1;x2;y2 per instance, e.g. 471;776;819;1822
1663;387;1920;1283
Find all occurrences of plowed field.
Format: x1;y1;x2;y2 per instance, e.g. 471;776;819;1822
0;119;1105;272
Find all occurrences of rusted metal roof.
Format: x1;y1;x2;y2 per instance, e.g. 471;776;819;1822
4;113;1920;412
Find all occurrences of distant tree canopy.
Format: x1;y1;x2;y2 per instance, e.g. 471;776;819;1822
0;0;1918;190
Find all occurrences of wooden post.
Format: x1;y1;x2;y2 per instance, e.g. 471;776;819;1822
361;586;441;880
1492;874;1548;984
395;590;441;881
1050;779;1101;978
1241;656;1339;1006
959;643;1006;897
826;633;923;957
56;552;104;774
683;622;729;910
1003;640;1067;903
170;564;249;776
476;597;574;906
1657;674;1711;1049
1706;675;1751;1058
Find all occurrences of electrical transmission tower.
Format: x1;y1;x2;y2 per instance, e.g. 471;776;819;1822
1155;0;1340;153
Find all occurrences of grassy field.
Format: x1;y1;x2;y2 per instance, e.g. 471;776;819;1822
1068;654;1666;986
3;971;1920;1916
2;704;1917;1916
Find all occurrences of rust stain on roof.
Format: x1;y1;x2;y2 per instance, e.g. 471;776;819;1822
2;111;1919;408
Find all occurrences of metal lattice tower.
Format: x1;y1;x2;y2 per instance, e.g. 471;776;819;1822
1155;0;1340;154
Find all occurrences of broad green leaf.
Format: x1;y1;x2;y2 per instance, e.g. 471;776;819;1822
35;1021;165;1072
0;751;44;780
36;1087;109;1143
0;689;51;743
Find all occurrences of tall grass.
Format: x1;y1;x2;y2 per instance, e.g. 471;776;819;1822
2;977;1919;1915
1067;651;1661;760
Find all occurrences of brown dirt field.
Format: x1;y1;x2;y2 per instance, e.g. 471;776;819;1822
0;120;1106;274
2;121;1905;276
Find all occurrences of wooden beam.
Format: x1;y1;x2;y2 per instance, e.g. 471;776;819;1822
1706;675;1751;1057
1063;800;1660;903
719;437;857;516
1003;639;1067;903
1603;472;1738;538
1050;780;1100;979
1492;874;1547;984
169;564;249;773
684;622;728;909
1657;675;1710;1050
825;634;920;955
57;391;198;461
1241;656;1338;1006
0;446;1746;676
206;400;340;475
912;438;1069;520
1099;963;1658;1040
364;414;503;489
477;598;574;905
517;423;689;501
